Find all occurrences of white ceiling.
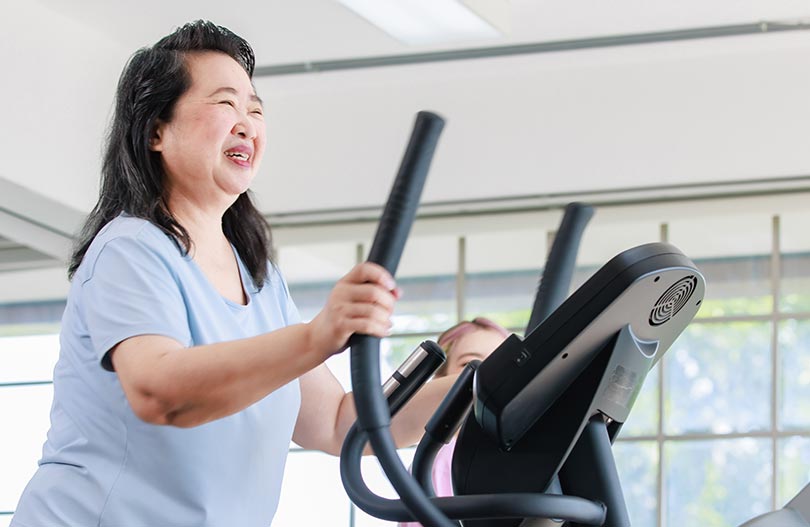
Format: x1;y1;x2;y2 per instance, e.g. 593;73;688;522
3;1;810;300
9;0;810;216
30;0;810;65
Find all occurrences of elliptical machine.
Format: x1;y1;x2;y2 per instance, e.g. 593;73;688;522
340;111;707;526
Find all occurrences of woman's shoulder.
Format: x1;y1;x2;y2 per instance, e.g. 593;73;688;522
76;215;179;280
95;214;166;242
91;215;177;255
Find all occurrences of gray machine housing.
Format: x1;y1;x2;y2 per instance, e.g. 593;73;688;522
740;484;810;527
453;243;706;526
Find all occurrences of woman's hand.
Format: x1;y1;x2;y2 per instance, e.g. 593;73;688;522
307;262;401;359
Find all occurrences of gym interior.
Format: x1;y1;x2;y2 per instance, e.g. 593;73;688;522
1;2;810;526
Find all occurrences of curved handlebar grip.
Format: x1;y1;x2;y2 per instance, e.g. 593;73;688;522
348;111;455;527
526;202;594;334
352;111;445;434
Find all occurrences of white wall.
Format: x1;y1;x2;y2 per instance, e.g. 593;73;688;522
255;31;810;214
0;1;127;213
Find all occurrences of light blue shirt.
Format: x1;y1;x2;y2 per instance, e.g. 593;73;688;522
12;215;302;527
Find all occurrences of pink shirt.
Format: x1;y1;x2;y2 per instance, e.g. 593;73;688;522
398;437;457;527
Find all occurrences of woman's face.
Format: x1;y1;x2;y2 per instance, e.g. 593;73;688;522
151;51;266;209
445;328;506;375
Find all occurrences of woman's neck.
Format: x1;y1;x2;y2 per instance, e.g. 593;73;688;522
167;192;246;304
166;192;233;259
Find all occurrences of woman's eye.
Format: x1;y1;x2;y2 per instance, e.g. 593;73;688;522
219;100;236;107
251;108;264;116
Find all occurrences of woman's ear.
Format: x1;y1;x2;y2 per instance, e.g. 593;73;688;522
149;121;165;152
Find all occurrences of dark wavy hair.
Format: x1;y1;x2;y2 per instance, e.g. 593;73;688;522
69;20;274;288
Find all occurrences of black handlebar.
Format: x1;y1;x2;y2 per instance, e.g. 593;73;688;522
350;111;445;433
347;111;457;527
365;111;446;275
526;202;594;334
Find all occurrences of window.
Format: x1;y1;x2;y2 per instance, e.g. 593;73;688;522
0;301;64;523
465;226;545;330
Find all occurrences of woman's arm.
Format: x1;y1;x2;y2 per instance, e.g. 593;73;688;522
293;362;458;456
110;262;398;428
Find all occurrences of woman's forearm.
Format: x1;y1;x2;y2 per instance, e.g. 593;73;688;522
112;323;324;427
332;374;459;454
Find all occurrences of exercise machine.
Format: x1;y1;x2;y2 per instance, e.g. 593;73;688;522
740;484;810;527
340;111;707;526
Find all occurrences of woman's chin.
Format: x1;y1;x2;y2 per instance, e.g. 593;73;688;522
218;176;255;199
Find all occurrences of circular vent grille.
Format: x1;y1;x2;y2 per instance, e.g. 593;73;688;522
649;275;698;326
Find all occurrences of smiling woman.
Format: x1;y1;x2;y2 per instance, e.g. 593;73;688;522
67;20;271;290
9;20;455;527
152;53;266;210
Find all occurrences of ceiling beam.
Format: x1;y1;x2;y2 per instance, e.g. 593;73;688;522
255;20;810;76
0;176;84;262
266;174;810;227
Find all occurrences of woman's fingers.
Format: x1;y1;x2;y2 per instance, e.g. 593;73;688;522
335;303;394;337
343;262;396;291
333;262;398;313
332;282;397;312
309;263;401;357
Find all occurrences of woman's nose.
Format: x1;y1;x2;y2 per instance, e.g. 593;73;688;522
233;114;257;139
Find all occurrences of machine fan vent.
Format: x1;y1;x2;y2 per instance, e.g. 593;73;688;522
649;275;697;326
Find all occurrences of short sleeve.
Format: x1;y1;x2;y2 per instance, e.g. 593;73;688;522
81;236;191;370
